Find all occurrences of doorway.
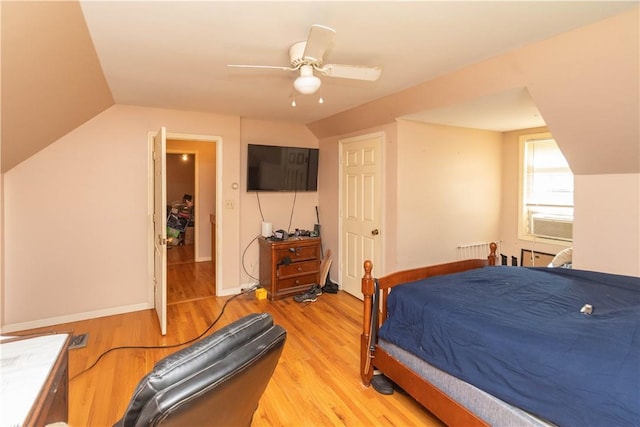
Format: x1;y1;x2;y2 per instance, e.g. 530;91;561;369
166;140;217;305
150;130;220;335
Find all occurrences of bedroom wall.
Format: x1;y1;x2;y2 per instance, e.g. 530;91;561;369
2;105;241;332
1;1;114;173
238;118;319;287
573;174;639;276
395;120;502;269
515;7;638;176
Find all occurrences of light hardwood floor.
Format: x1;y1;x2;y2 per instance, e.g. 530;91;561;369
167;244;217;304
19;290;444;426
167;243;195;265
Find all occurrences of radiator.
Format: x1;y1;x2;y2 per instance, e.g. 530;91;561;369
457;241;499;260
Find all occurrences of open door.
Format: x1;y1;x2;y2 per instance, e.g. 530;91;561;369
153;127;167;335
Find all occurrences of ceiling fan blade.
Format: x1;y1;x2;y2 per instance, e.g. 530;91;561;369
320;64;382;81
303;24;336;62
227;64;295;71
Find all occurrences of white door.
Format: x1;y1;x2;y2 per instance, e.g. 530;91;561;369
340;133;383;298
153;127;167;335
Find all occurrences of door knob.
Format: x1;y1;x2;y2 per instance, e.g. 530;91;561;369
371;229;379;236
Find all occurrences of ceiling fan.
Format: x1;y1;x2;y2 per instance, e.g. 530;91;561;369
228;24;382;96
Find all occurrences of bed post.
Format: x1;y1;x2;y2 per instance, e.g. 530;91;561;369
488;242;497;266
361;260;375;386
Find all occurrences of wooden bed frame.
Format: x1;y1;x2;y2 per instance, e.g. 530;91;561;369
360;243;497;426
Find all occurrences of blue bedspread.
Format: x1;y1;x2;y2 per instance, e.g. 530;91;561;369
378;266;640;426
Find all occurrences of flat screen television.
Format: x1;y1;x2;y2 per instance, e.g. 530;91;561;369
247;144;319;192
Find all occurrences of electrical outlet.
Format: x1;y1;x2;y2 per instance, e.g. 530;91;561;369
224;200;234;209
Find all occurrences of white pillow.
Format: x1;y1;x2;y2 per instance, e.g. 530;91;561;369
549;247;573;267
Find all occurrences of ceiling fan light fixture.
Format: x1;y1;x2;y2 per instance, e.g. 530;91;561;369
294;64;321;94
294;75;321;95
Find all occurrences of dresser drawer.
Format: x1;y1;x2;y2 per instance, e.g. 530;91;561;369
275;245;319;264
276;273;318;291
278;260;318;278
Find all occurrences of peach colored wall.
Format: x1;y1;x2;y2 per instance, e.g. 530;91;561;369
396;120;502;269
1;1;114;172
238;118;319;286
573;174;639;276
517;8;639;175
3;105;241;331
167;139;216;261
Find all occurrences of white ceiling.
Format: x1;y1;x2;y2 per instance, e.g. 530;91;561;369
79;1;636;131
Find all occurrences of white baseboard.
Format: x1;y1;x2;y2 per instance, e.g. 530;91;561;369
217;286;244;297
213;280;258;297
1;302;152;334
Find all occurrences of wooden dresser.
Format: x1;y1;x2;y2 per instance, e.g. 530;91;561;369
259;236;321;300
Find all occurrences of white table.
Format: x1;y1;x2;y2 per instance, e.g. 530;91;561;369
0;333;71;427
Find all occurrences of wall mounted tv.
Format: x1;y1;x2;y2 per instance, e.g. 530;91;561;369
247;144;319;192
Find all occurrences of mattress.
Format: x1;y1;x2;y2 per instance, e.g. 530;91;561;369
379;339;554;426
378;266;640;426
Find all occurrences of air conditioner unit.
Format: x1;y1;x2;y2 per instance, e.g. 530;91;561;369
530;215;573;241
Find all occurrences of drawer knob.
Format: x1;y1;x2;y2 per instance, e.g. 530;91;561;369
297;267;302;271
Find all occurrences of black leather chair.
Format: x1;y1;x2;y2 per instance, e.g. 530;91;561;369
114;313;286;427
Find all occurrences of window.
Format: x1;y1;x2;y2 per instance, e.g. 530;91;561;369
519;133;573;243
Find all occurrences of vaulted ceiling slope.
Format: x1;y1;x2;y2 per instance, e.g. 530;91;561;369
1;1;114;172
1;1;637;174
